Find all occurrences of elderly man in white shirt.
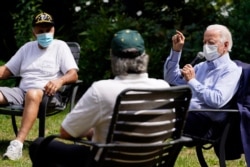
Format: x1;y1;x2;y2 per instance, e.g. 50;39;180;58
29;29;170;167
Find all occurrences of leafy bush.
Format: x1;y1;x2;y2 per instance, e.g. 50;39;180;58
9;0;247;88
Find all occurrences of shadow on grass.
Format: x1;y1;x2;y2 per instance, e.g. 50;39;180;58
0;140;11;155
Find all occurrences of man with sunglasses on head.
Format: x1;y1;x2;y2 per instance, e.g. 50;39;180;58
0;12;78;160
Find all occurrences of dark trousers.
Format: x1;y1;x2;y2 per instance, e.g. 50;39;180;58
183;111;242;160
183;111;228;140
29;137;96;167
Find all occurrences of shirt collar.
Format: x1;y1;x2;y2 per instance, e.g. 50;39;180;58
115;73;148;80
206;53;230;70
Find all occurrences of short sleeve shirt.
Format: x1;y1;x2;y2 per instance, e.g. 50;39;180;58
61;73;170;143
6;40;79;91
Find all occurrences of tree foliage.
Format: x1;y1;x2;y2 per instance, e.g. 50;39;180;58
1;0;248;88
225;0;250;62
12;0;43;45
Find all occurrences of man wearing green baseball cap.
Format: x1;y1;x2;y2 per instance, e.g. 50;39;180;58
29;29;170;166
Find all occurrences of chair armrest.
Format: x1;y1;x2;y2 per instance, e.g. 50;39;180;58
63;79;83;86
73;136;194;148
174;136;193;143
40;134;193;149
188;109;239;113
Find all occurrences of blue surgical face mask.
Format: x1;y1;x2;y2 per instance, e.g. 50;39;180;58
36;33;53;48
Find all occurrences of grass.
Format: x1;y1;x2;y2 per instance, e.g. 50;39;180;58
176;146;246;167
0;110;247;167
0;110;67;167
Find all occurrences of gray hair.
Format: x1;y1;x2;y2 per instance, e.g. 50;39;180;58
206;24;233;52
110;52;149;76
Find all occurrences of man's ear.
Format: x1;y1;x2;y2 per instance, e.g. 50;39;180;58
224;41;229;48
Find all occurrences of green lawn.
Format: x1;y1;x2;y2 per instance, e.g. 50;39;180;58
0;110;247;167
176;146;246;167
0;110;66;167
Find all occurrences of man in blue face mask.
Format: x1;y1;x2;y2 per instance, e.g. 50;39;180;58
0;12;79;160
32;12;55;48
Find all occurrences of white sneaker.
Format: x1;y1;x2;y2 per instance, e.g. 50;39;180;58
3;140;23;160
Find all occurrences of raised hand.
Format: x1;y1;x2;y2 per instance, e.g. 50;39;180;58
172;30;185;52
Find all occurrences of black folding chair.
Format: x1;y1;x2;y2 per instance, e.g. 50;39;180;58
0;42;82;137
34;85;192;167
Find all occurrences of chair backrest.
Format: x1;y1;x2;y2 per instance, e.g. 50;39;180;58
97;85;192;167
66;42;81;64
230;60;250;162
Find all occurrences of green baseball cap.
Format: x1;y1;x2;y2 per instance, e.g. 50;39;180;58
111;29;145;58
